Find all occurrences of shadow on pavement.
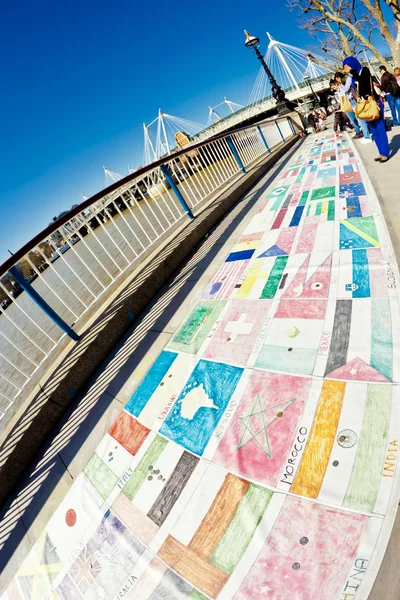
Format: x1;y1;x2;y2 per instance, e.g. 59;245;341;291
390;133;400;158
0;140;302;591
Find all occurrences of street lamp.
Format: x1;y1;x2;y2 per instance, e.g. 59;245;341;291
244;30;293;115
304;74;320;108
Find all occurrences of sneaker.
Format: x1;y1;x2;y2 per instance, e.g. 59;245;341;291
353;133;363;139
361;138;373;144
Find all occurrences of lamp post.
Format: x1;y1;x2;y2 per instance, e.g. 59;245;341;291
244;30;293;115
304;74;320;108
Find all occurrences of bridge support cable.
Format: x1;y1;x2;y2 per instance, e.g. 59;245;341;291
249;32;335;105
143;111;204;164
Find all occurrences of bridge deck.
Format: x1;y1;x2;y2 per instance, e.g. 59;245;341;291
1;130;400;600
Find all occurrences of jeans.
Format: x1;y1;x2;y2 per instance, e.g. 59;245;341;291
346;110;361;134
350;100;371;139
386;94;400;126
368;101;390;157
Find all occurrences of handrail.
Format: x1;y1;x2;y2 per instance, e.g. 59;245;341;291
0;112;301;422
0;114;301;276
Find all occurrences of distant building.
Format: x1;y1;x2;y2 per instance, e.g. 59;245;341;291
49;207;88;247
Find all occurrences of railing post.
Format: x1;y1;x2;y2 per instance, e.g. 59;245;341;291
160;164;194;219
287;117;295;136
275;120;285;142
8;266;80;341
226;136;246;174
257;126;271;153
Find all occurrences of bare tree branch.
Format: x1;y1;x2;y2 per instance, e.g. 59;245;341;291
288;0;393;65
359;0;395;46
384;0;400;23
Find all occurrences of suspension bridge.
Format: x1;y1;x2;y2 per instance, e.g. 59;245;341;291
134;34;336;168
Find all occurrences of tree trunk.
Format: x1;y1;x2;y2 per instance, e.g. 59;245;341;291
390;27;400;66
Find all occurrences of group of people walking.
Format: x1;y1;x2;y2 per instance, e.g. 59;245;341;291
328;56;400;163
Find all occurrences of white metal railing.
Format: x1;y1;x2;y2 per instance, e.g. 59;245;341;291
0;115;301;424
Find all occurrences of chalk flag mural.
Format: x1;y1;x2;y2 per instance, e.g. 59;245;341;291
159;359;243;455
4;130;400;600
213;371;312;487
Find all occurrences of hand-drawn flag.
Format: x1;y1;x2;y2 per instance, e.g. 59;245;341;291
56;511;145;600
337;248;387;298
255;298;327;376
158;465;273;598
133;556;208;599
125;351;198;429
213;370;312;487
289;381;398;514
339;194;371;218
256;226;297;259
7;530;63;599
204;260;250;300
168;300;226;354
283;253;332;299
340;216;380;250
112;436;201;546
305;199;335;221
295;220;334;253
267;185;290;211
310;186;336;201
45;473;106;564
339;166;362;184
225;239;260;262
159;359;243;455
323;298;393;381
203;299;272;365
235;496;367;600
235;256;288;300
339;181;366;198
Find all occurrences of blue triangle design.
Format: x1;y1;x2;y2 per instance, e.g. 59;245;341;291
258;245;287;258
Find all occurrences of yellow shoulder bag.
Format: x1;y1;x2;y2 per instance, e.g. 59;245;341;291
355;75;381;122
340;94;353;113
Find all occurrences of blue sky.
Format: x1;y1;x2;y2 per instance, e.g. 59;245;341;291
0;0;390;263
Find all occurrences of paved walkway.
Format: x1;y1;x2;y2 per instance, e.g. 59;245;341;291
352;126;400;600
2;130;400;600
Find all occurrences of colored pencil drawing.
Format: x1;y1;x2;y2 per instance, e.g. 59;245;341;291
254;298;327;375
203;300;272;364
322;298;394;381
112;435;201;546
168;300;226;354
55;511;145;600
203;260;250;300
235;496;367;600
213;370;312;487
159;359;243;454
287;381;396;514
340;216;380;250
158;466;273;599
4;130;400;600
133;556;208;599
337;248;388;298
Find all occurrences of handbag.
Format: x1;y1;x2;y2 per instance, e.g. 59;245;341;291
355;75;381;121
340;94;353;113
355;96;381;121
